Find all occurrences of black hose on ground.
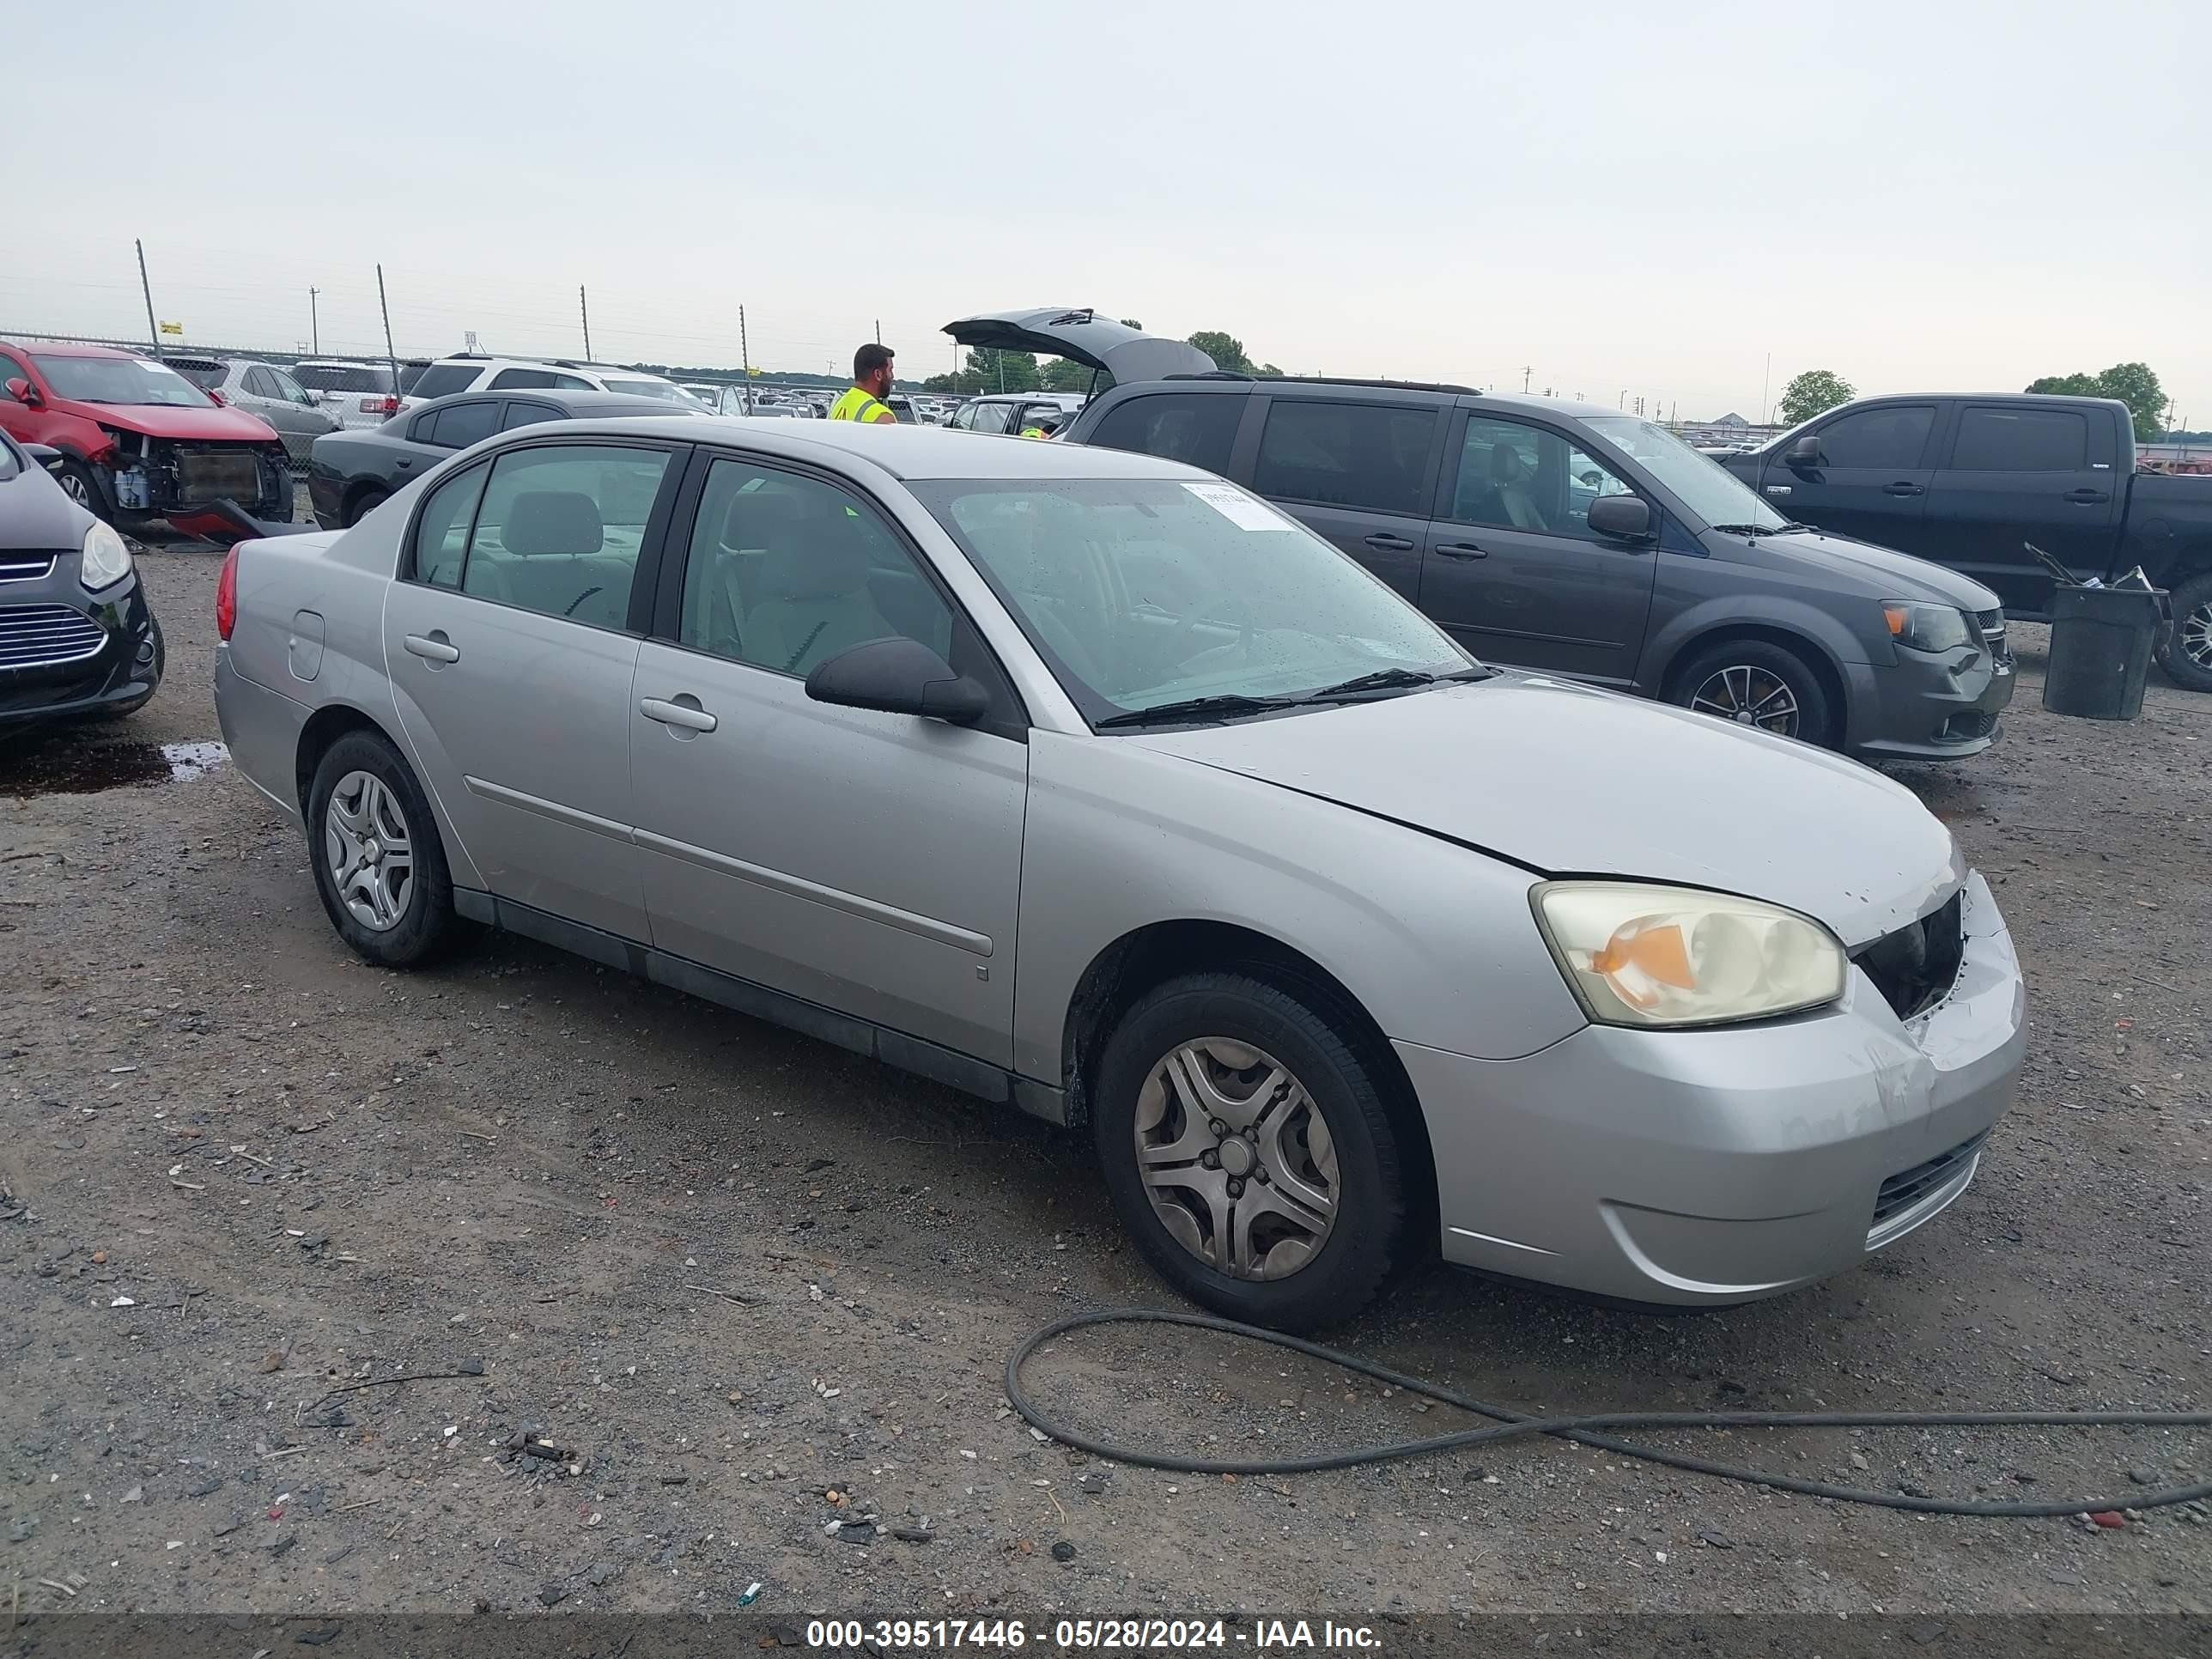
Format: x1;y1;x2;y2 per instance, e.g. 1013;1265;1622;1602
1007;1309;2212;1518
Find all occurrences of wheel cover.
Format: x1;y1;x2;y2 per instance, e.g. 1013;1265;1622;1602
2180;599;2212;673
1133;1038;1340;1281
1689;664;1801;734
324;769;414;932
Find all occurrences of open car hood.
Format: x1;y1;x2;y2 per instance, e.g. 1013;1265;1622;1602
942;309;1216;383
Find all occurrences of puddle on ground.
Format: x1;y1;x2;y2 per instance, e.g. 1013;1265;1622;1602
0;737;228;798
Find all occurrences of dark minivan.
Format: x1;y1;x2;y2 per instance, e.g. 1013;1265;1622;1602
1048;361;2013;761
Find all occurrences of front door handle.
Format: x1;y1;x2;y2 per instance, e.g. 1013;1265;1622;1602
1432;541;1489;560
640;695;718;733
394;457;415;470
1362;532;1415;553
2063;488;2110;505
402;632;459;664
1881;481;1925;496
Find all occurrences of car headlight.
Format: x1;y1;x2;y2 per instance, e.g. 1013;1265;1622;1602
1530;881;1847;1028
80;520;134;592
1882;601;1972;653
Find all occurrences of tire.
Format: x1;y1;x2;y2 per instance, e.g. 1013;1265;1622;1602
343;486;388;528
2154;571;2212;694
55;458;112;523
1092;972;1409;1333
1668;637;1835;748
305;728;461;969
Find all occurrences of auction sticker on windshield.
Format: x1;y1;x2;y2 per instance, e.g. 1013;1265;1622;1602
1182;481;1281;532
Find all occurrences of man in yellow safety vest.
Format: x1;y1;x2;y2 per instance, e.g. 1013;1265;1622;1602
828;344;898;424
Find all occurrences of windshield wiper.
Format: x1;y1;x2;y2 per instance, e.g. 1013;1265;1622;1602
1301;665;1492;701
1094;693;1300;729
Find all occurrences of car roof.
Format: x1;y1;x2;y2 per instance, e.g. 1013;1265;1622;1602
406;388;686;416
553;416;1212;482
6;339;140;360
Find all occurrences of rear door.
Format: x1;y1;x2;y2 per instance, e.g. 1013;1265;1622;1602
1923;403;2123;611
381;435;687;941
1244;396;1443;605
1759;402;1940;552
1415;411;1657;683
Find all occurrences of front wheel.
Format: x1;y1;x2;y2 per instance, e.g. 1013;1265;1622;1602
1668;638;1835;747
56;459;112;523
1093;973;1408;1333
305;729;462;968
2154;572;2212;694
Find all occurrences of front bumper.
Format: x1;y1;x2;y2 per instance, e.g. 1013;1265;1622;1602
0;568;162;729
1844;639;2016;762
1397;870;2025;1307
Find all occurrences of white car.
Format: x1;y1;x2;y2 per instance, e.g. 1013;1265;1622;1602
292;360;403;431
396;356;697;416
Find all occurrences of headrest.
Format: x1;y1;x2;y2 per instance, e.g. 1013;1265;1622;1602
723;489;801;550
502;490;603;556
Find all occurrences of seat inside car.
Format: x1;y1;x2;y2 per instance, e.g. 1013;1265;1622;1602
744;504;898;676
483;489;635;628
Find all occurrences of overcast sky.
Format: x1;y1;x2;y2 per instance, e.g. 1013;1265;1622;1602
10;1;2208;422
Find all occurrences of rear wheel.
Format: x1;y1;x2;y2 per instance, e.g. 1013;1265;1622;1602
1093;973;1407;1333
305;729;461;968
2154;572;2212;693
1669;638;1835;747
343;486;388;527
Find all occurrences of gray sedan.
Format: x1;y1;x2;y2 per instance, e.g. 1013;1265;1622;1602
214;418;2026;1329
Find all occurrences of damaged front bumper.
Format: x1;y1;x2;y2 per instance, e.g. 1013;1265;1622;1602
96;431;292;525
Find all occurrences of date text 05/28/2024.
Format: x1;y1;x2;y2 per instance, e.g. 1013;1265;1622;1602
803;1618;1383;1650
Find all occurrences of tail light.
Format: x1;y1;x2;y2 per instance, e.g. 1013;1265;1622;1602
216;544;240;641
362;396;398;416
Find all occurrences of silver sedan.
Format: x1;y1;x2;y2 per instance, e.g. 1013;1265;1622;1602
213;418;2026;1330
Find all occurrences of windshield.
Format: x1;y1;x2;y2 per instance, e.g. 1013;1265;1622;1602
33;355;213;408
914;477;1474;725
599;378;692;404
1579;416;1785;531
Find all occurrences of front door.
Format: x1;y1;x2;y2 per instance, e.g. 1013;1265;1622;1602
1245;397;1442;605
381;436;684;941
1758;402;1939;553
1922;402;2125;612
1415;413;1657;684
628;453;1028;1066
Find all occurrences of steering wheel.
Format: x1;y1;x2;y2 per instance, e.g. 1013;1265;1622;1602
1170;588;1255;669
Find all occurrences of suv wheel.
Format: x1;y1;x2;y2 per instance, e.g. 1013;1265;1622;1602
1093;973;1407;1332
306;729;462;968
1670;639;1834;747
2154;573;2212;694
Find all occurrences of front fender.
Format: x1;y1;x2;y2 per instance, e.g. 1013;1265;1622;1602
1638;592;1870;693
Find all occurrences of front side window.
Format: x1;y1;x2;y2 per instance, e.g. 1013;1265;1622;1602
243;367;279;399
1447;418;1637;538
1252;400;1437;517
407;364;480;401
459;444;673;629
1089;392;1240;476
599;378;690;403
914;477;1471;724
1951;407;2087;471
678;457;953;676
969;402;1013;434
33;354;212;408
1811;404;1936;470
426;401;499;450
410;461;489;587
270;368;313;405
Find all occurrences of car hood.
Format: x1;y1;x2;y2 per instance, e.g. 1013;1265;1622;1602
1719;527;2001;609
67;401;280;443
1130;674;1961;948
0;459;93;550
943;308;1217;383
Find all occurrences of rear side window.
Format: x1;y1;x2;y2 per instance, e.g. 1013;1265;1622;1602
489;368;592;391
243;367;278;398
407;364;480;400
426;402;499;450
411;462;489;588
1950;407;2088;471
1088;393;1240;477
500;401;561;432
1253;401;1437;516
1812;404;1934;469
459;444;674;629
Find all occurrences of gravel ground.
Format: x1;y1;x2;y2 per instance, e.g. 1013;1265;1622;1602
2;544;2207;1623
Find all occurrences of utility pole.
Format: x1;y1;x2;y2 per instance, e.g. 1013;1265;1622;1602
135;239;161;351
1618;390;1626;410
580;286;592;361
1522;365;1532;392
875;318;882;346
739;304;750;379
309;288;320;356
1759;351;1772;426
375;264;401;404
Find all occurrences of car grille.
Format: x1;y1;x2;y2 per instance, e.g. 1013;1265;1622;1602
0;603;106;670
0;554;57;582
1854;890;1966;1021
1872;1131;1989;1231
1940;708;1999;743
174;447;264;505
1973;607;2009;665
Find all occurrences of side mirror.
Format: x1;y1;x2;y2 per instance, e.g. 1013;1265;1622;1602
805;636;989;725
5;377;40;408
1586;493;1653;543
1787;434;1821;467
23;442;63;473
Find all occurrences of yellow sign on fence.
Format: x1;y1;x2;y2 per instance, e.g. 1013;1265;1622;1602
158;321;184;337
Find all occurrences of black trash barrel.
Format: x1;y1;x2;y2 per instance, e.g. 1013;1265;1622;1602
2042;586;2166;720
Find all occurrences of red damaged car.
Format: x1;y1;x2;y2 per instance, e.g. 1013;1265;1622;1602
0;340;294;534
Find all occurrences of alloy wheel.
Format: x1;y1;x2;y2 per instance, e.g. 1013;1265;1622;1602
58;471;92;507
324;769;414;932
2180;599;2212;673
1133;1038;1340;1280
1689;664;1801;734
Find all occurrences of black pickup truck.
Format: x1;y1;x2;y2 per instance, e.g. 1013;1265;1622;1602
1720;394;2212;690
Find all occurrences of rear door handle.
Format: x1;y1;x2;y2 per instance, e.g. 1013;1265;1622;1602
1432;541;1488;560
1362;533;1415;552
2063;488;2110;504
402;632;459;664
1881;481;1925;496
640;696;718;733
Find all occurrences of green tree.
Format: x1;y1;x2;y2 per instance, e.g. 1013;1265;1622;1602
1187;331;1256;376
1778;368;1856;427
1257;362;1285;379
1040;357;1091;392
2025;372;2100;398
1117;318;1143;331
2026;363;2166;440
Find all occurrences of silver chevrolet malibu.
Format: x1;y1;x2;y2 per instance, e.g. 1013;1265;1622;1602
213;417;2027;1330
